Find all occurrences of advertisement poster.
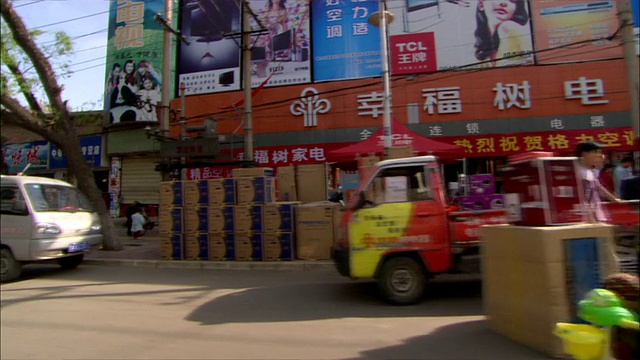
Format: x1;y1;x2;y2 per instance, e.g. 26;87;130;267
633;0;639;55
312;0;382;81
386;0;534;70
390;32;437;74
530;0;623;63
2;141;49;174
49;136;104;169
248;0;311;88
178;0;241;95
104;0;165;124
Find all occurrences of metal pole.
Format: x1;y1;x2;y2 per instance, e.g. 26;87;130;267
380;0;393;150
180;82;186;141
243;1;254;162
615;0;639;141
160;0;173;138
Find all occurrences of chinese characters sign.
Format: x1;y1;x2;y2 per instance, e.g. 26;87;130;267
2;141;49;174
440;127;635;156
312;0;380;81
390;32;437;75
49;136;104;169
104;0;165;124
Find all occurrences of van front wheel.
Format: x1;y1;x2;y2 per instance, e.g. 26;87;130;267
377;257;425;305
58;254;84;270
1;248;23;283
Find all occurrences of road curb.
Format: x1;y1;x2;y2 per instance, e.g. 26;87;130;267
83;258;335;271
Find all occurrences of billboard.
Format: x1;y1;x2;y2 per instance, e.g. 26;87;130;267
312;0;382;81
386;0;535;71
248;0;311;88
104;0;165;125
2;141;49;174
49;136;104;169
530;0;623;63
178;0;242;95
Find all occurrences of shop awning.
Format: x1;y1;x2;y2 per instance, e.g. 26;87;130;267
328;120;465;161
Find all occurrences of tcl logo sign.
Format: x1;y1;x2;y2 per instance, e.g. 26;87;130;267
390;32;437;75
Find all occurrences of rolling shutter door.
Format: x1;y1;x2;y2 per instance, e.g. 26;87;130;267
120;157;161;205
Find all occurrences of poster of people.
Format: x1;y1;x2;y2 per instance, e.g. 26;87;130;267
530;0;623;63
312;0;382;81
178;0;242;95
248;0;311;88
385;0;535;71
104;0;165;125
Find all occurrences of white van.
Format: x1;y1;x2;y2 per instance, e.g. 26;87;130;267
1;175;103;282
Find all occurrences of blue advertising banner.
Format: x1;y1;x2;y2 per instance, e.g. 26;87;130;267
49;136;104;169
2;141;49;174
312;0;382;81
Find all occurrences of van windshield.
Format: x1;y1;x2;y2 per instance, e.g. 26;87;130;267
24;184;94;213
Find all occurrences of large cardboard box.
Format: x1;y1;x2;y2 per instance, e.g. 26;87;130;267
208;206;235;233
184;206;209;233
160;233;184;260
235;233;263;261
357;155;380;181
159;207;183;234
264;202;299;232
236;176;275;204
296;202;341;260
184;180;209;207
296;164;328;204
209;233;235;261
263;233;295;261
234;205;264;233
185;232;210;260
160;181;184;207
481;224;617;358
276;166;297;201
384;146;413;160
232;167;274;178
208;178;237;206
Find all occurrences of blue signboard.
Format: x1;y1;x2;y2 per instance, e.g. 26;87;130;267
2;141;49;173
49;136;103;169
312;0;382;81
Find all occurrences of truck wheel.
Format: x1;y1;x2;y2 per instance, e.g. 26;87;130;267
377;257;425;305
57;254;84;270
1;248;23;283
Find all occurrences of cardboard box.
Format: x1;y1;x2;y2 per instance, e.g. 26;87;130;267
469;174;495;195
384;146;413;160
208;178;237;206
296;164;328;204
234;233;263;261
458;195;490;211
236;176;275;204
276;166;297;201
185;232;210;260
501;157;585;226
481;224;617;358
160;181;184;207
184;180;209;206
234;205;264;233
296;202;341;260
209;233;235;261
160;233;184;260
208;206;235;233
263;233;295;261
232;167;274;178
264;202;300;232
159;207;183;234
184;206;209;233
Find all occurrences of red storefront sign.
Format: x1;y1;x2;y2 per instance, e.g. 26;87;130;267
390;32;437;75
438;127;636;157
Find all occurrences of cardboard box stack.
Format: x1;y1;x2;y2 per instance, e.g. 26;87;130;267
455;174;505;211
208;178;237;261
296;201;341;260
264;201;300;260
159;181;185;260
276;166;297;201
481;223;617;358
296;164;328;204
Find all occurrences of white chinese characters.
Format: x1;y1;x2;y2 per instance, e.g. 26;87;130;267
493;81;531;110
422;87;462;115
564;77;609;105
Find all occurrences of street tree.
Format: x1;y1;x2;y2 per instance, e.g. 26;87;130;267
0;0;122;250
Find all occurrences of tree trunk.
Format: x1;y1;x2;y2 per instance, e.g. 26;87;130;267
60;134;123;251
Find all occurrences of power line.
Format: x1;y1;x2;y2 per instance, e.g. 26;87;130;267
13;0;45;8
33;10;110;29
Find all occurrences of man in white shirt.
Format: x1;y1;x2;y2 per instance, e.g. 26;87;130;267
575;142;621;222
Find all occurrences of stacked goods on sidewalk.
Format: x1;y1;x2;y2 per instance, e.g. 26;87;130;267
159;164;340;261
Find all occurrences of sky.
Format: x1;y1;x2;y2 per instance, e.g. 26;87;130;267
12;0;111;111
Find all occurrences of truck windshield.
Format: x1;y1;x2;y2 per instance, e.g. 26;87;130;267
24;184;94;213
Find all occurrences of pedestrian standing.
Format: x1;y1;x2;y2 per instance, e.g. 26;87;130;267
614;156;634;195
130;207;147;239
575;142;621;222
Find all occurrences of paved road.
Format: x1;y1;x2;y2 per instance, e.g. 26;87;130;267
1;264;551;360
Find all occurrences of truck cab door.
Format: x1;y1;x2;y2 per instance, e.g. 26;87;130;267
348;163;449;278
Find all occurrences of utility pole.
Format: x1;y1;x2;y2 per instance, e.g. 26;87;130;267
159;0;173;139
242;0;254;162
616;0;639;141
